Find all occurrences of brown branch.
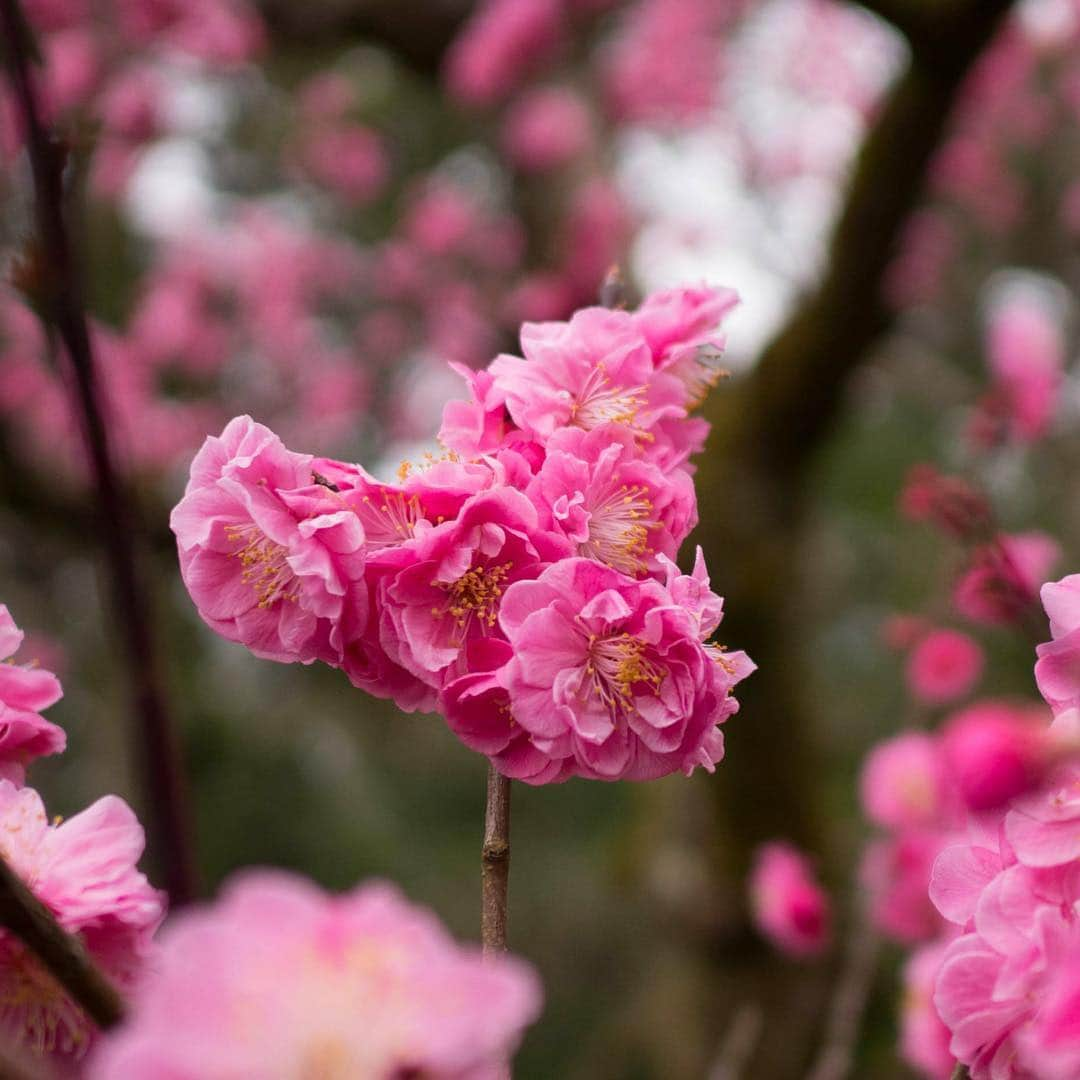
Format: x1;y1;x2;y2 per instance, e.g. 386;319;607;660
0;0;199;906
951;1066;970;1080
256;0;471;75
0;853;124;1033
481;764;511;954
806;911;880;1080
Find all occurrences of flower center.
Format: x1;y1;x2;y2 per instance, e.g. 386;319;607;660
437;562;514;635
579;479;655;576
354;492;421;549
569;364;650;435
226;523;298;608
586;632;664;714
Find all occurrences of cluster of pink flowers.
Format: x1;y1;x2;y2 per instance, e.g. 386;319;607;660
863;573;1080;1079
172;285;753;783
0;605;164;1067
90;871;541;1078
6;0;264;197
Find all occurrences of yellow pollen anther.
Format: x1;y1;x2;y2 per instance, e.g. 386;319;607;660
225;523;299;608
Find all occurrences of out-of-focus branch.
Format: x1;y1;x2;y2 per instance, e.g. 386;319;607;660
481;764;511;954
0;852;124;1032
806;911;880;1080
695;0;1019;1070
951;1066;970;1080
257;0;471;74
0;0;199;907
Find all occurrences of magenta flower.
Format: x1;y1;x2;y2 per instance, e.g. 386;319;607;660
748;842;831;958
954;532;1059;627
170;416;365;667
0;781;164;1064
89;870;541;1079
493;557;753;781
906;628;984;705
371;487;569;694
0;605;65;783
527;425;697;576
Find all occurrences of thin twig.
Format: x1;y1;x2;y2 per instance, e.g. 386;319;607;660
708;1002;764;1080
0;853;124;1032
481;764;511;954
805;909;880;1080
0;0;199;906
951;1065;970;1080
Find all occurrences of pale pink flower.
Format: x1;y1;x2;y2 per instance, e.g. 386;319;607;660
444;0;563;107
933;867;1079;1079
494;557;753;782
0;606;65;783
1018;940;1080;1079
906;629;984;706
748;842;830;957
859;731;949;831
170;416;364;667
1036;574;1080;715
501;86;591;172
972;291;1065;445
0;781;164;1065
631;284;739;408
90;870;541;1079
899;940;955;1080
526;425;697;576
488;307;687;462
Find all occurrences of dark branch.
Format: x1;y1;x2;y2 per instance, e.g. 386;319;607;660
0;0;199;906
257;0;472;75
0;853;124;1032
737;0;1018;481
481;764;511;954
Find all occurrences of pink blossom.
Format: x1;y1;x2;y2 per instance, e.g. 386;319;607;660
859;731;949;831
0;606;66;783
444;0;563;107
906;629;984;706
863;830;948;943
296;124;388;206
493;556;753;782
631;284;739;408
501;86;592;172
603;0;726;125
526;425;697;576
90;870;540;1079
1018;940;1080;1079
899;940;955;1080
170;416;364;667
1036;574;1080;715
748;842;830;957
488;307;686;459
898;465;991;540
0;781;164;1064
977;291;1065;445
954;532;1060;627
941;701;1050;812
369;486;568;694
